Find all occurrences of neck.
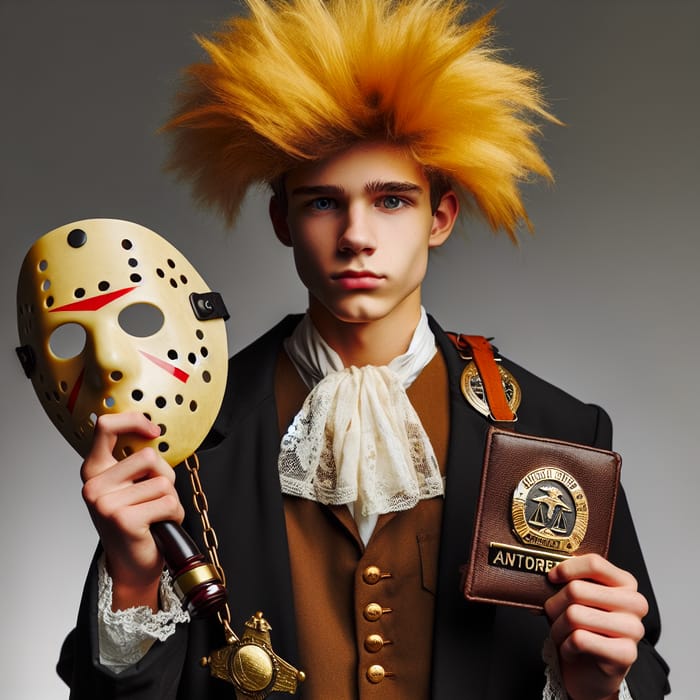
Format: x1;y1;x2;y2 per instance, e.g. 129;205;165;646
308;295;423;367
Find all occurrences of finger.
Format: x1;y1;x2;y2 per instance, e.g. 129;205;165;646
82;412;161;480
548;553;637;589
558;628;640;672
545;577;648;621
82;447;175;506
95;479;185;532
93;472;180;516
549;603;647;648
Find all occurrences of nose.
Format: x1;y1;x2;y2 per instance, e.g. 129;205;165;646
337;204;376;256
85;321;140;391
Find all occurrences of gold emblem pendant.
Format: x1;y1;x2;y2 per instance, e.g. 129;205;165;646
460;360;521;418
201;612;305;699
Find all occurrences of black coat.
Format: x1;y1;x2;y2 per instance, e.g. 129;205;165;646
58;315;670;698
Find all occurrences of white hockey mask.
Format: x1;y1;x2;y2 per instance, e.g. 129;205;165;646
17;219;229;466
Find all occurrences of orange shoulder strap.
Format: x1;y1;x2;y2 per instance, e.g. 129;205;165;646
446;333;516;423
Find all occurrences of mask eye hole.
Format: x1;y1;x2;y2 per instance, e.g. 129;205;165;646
118;303;164;338
49;323;86;359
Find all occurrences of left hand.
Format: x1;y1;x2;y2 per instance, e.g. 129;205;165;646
545;553;648;700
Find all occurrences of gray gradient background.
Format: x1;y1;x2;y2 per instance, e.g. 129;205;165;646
1;1;696;697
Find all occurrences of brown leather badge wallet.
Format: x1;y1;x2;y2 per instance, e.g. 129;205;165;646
463;428;621;611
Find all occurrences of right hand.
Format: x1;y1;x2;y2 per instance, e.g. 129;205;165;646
80;412;185;611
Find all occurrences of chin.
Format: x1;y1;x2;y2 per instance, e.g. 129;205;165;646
315;300;387;326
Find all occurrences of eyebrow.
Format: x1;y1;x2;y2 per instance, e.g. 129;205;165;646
290;181;424;197
50;286;136;313
365;180;424;196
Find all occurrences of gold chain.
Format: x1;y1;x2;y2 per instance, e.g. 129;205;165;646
184;453;237;643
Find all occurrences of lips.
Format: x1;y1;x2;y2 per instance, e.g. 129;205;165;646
332;269;384;290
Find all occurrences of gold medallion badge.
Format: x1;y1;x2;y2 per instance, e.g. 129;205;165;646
512;468;588;554
202;612;305;699
460;361;521;418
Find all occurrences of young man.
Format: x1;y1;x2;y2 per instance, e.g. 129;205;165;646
59;1;669;698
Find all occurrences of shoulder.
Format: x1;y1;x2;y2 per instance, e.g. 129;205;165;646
501;355;612;448
428;315;612;449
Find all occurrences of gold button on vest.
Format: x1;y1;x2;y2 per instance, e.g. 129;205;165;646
364;634;386;653
362;566;387;585
366;665;386;684
363;603;389;622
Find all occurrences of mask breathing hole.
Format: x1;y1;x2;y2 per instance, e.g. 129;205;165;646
110;371;123;381
155;396;167;409
158;424;167;436
49;323;86;358
189;400;198;412
39;260;48;272
202;371;211;383
42;279;51;291
175;394;183;405
118;303;164;337
131;389;143;401
89;412;98;426
104;396;116;408
158;442;169;453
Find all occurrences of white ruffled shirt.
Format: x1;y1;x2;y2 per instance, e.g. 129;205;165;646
279;309;443;544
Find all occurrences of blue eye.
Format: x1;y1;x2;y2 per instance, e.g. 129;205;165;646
381;195;405;210
310;197;337;210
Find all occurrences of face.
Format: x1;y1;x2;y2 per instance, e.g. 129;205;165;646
17;219;229;466
271;142;457;339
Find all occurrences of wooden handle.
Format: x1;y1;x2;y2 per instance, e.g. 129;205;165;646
151;520;227;618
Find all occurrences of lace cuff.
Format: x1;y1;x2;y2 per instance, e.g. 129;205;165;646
97;555;190;673
542;636;633;699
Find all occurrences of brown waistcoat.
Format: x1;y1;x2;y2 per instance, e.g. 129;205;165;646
275;350;450;699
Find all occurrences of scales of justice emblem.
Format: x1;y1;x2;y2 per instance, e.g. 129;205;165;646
512;468;589;555
488;467;590;577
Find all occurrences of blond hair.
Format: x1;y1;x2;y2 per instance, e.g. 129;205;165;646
165;0;557;239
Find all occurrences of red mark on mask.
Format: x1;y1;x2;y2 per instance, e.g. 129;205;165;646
50;286;136;312
139;351;189;383
66;368;85;414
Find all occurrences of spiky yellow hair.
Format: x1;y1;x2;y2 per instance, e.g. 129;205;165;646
165;0;557;239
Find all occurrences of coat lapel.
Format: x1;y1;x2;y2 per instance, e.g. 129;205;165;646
430;318;498;698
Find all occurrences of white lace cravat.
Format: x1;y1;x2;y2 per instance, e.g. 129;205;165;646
279;309;444;543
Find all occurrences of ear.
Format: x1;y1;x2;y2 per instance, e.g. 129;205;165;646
429;190;459;249
269;195;293;247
